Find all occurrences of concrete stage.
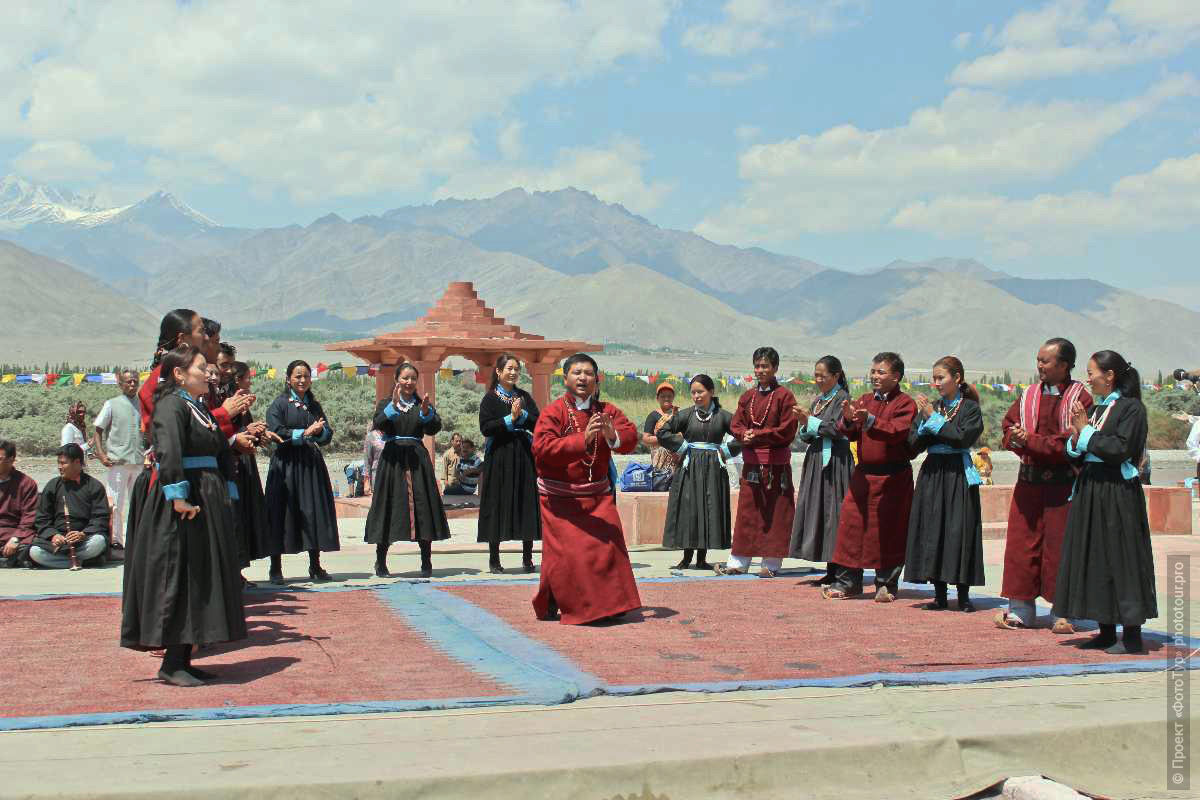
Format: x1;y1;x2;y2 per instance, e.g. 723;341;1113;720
0;513;1197;799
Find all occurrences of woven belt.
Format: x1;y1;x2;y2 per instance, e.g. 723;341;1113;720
1018;464;1075;484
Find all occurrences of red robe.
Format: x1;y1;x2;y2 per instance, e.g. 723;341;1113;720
729;383;798;558
832;388;917;570
532;395;641;625
0;469;39;547
1000;382;1093;603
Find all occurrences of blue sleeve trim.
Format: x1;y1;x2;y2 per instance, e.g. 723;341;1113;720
419;407;436;423
919;412;947;436
291;429;304;444
504;414;515;432
162;481;190;501
865;413;876;430
227;481;240;501
1077;424;1096;453
383;403;401;420
719;443;732;460
805;416;821;437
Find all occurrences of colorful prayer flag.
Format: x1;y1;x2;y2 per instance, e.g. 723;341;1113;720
139;371;151;382
101;372;118;385
85;374;102;383
57;375;74;386
439;367;453;379
0;374;13;384
356;365;370;376
315;362;328;374
342;366;357;378
45;373;59;386
73;374;85;385
266;368;277;379
15;375;31;384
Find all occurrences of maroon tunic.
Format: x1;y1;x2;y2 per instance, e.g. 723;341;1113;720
729;383;798;559
832;388;917;570
532;395;642;625
0;469;39;546
1000;382;1093;603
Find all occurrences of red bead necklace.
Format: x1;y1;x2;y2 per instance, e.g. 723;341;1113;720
564;397;599;480
748;386;774;427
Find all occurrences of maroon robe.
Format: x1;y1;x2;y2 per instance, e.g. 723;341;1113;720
0;469;39;546
532;395;641;625
832;388;917;570
1000;382;1093;603
729;383;798;558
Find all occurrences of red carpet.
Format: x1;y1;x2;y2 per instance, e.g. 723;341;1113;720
441;578;1162;686
0;590;507;720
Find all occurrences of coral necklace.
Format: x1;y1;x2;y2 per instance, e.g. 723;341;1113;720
748;385;774;427
564;397;599;481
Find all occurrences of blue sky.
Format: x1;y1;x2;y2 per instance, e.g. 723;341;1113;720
2;1;1199;304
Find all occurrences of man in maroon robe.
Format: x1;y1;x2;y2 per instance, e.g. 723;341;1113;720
996;337;1092;631
716;346;798;577
532;354;641;625
0;439;38;569
824;352;917;602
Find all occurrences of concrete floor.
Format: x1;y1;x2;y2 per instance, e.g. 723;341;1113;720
1;508;1198;799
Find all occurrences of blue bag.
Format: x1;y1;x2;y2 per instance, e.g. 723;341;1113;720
619;462;655;492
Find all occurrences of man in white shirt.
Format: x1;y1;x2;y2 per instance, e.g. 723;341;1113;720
91;370;142;548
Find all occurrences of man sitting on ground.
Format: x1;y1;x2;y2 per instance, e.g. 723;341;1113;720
0;439;38;568
444;438;483;496
30;444;110;569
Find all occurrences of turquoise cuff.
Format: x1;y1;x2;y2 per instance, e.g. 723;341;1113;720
919;412;947;436
804;417;821;437
291;429;304;443
227;481;240;501
162;481;189;501
1076;424;1096;453
719;443;732;460
383;403;402;420
419;407;436;423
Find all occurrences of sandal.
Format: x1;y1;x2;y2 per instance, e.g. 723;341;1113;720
713;564;745;576
757;568;778;578
1051;618;1075;635
874;587;895;604
822;586;857;600
993;610;1026;630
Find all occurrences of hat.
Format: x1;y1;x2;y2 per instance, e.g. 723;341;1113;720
655;382;675;396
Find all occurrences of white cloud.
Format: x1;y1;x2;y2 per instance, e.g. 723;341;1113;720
498;121;524;161
890;152;1200;255
434;137;671;214
951;0;1200;86
0;1;673;203
734;125;762;141
693;62;770;86
682;0;864;57
952;31;972;51
695;74;1196;242
12;140;112;182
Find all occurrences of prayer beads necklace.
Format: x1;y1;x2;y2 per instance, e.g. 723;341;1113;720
564;398;599;480
938;395;963;423
748;387;774;427
694;404;713;424
494;384;516;405
811;390;837;417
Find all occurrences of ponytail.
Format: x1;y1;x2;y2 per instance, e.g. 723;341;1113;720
1092;350;1141;400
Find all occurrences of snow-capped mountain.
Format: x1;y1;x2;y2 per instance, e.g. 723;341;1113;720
0;174;124;230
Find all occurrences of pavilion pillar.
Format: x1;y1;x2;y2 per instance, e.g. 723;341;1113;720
413;357;442;467
527;361;557;411
374;365;393;407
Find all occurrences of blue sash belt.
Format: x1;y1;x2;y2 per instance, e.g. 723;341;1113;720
181;456;218;470
926;444;982;487
384;436;423;445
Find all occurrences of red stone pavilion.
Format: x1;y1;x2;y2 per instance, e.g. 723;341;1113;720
326;281;601;459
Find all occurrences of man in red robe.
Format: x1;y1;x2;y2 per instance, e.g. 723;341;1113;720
996;337;1092;632
532;353;641;625
716;346;798;578
0;439;38;569
824;352;917;602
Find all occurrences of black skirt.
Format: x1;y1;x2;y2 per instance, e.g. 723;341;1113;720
233;451;271;564
662;449;733;550
1052;465;1158;626
477;437;541;544
903;453;985;586
364;441;450;545
789;441;853;562
264;443;340;554
120;464;247;649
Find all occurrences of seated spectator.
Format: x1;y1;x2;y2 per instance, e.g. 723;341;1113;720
444;438;483;496
30;444;110;569
60;400;91;460
440;432;463;491
0;439;38;569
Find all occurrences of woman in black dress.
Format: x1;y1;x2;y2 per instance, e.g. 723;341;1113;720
263;360;339;584
1054;350;1157;654
904;356;986;612
364;362;450;578
655;375;739;570
789;355;853;584
228;362;275;583
120;345;245;686
477;353;541;574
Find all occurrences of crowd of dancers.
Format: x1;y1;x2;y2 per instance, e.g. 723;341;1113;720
118;308;1158;687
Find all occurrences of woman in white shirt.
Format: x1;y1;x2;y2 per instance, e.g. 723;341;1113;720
60;401;91;459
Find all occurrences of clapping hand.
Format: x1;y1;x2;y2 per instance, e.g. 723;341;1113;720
222;391;255;417
584;413;605;445
600;412;617;444
1009;425;1028;448
304;417;326;438
843;400;868;425
794;404;809;427
420;394;432;416
511;395;523;419
1070;400;1088;433
915;394;933;419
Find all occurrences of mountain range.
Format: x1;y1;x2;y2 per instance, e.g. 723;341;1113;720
1;174;1197;370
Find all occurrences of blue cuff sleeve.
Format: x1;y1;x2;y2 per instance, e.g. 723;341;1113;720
383;403;401;420
1076;424;1096;453
227;481;240;501
162;480;190;501
291;429;304;443
865;413;876;430
919;412;947;435
504;414;516;431
804;417;822;437
419;407;436;423
719;443;732;460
